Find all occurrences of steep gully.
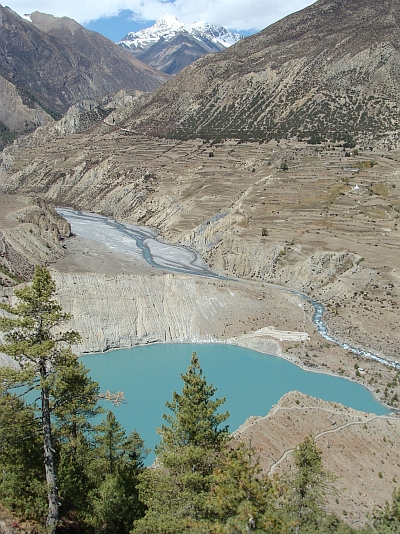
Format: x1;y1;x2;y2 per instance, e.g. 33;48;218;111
57;208;400;371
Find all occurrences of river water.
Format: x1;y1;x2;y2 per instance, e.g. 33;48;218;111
57;208;220;278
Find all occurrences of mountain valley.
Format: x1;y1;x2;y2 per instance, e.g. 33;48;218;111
0;6;168;146
0;0;400;527
1;114;399;375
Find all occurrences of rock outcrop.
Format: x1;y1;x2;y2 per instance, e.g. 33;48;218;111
0;75;53;148
0;195;71;283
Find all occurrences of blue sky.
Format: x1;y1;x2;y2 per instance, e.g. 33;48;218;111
84;11;153;41
9;0;316;42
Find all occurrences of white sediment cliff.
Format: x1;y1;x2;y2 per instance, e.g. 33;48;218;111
52;270;308;355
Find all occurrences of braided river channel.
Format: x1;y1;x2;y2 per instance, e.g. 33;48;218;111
59;209;389;459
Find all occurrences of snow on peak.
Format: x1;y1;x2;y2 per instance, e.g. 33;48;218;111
118;15;242;50
154;15;184;31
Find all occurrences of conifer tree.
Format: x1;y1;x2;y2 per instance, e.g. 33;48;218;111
158;352;229;451
88;411;148;533
0;266;80;533
51;350;101;518
0;388;46;520
52;349;101;440
135;352;229;533
209;442;289;533
94;411;127;475
372;488;400;533
285;436;334;533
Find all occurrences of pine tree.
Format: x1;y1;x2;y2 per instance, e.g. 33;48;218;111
0;265;80;533
135;352;229;533
209;442;289;533
285;436;334;533
372;488;400;533
52;349;101;440
52;350;102;519
88;412;148;533
94;411;127;474
158;352;229;451
0;388;46;520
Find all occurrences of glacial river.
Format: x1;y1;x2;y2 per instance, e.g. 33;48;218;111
57;208;220;278
58;208;399;371
59;209;390;459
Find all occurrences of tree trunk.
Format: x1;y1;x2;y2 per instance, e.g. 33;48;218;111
42;386;59;533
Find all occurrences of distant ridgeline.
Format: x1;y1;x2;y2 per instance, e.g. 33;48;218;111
123;0;400;146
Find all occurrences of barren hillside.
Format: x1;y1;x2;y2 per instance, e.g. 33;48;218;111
116;0;400;143
233;391;400;527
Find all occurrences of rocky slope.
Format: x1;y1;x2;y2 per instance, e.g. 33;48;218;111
0;6;168;143
233;391;400;527
115;0;400;143
0;194;71;284
26;10;169;96
0;75;53;148
128;33;219;76
118;15;242;75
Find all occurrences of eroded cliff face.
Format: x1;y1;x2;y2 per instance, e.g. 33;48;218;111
0;75;53;137
0;195;71;283
51;270;308;355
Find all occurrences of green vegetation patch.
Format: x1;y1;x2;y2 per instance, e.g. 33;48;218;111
0;120;18;147
15;86;62;121
0;265;23;285
356;160;378;170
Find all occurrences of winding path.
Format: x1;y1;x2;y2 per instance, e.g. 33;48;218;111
265;408;399;475
233;402;399;476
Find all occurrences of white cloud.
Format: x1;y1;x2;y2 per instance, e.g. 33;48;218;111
7;0;316;31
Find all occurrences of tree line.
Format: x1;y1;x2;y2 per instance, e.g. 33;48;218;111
0;267;398;533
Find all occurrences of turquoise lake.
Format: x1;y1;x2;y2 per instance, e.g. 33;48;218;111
81;343;386;462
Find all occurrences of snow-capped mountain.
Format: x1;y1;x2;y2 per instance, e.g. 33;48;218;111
119;15;242;51
117;15;243;75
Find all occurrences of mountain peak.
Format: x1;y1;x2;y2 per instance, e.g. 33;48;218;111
154;14;184;30
119;15;242;51
117;15;243;75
